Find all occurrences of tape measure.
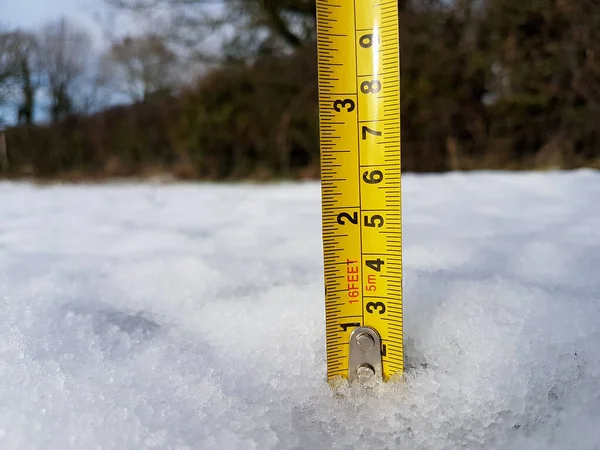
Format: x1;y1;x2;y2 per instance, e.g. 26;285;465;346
316;0;403;383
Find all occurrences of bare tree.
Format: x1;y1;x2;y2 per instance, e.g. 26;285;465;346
0;28;20;122
9;29;41;125
101;33;178;101
37;16;94;122
102;0;316;66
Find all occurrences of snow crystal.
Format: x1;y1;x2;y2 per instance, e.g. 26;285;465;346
0;170;599;449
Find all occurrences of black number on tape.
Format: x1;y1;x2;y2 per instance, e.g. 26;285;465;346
333;99;355;112
366;258;385;271
337;211;358;225
361;80;381;94
366;301;386;314
340;322;360;331
359;33;380;48
362;126;382;139
364;214;384;227
363;170;383;184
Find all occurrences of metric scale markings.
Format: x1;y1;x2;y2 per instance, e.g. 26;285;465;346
317;0;404;382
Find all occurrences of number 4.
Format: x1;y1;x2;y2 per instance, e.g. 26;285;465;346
366;258;385;272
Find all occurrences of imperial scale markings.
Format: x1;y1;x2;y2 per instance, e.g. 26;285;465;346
316;0;403;382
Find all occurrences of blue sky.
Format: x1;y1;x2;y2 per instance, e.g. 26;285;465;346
3;0;134;50
0;0;133;125
6;0;95;25
4;0;227;52
1;0;227;125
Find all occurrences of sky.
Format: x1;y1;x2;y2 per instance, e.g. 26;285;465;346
0;0;139;125
0;0;227;125
2;0;136;51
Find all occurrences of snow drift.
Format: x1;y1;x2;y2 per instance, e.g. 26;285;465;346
1;170;599;449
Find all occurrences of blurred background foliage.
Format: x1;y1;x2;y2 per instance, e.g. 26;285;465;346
0;0;599;181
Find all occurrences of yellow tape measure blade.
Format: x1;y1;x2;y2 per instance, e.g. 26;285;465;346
317;0;403;383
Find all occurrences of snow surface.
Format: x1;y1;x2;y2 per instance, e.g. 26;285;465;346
1;170;600;450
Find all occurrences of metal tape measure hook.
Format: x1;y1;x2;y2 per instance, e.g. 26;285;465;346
348;326;383;382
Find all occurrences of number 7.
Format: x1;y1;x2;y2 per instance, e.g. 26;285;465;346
362;126;382;139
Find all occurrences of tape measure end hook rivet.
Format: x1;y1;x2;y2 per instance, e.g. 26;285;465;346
348;326;383;383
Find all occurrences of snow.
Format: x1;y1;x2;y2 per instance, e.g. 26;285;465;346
1;170;599;449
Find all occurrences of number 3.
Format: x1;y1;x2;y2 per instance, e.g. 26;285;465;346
366;301;386;314
333;99;355;112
